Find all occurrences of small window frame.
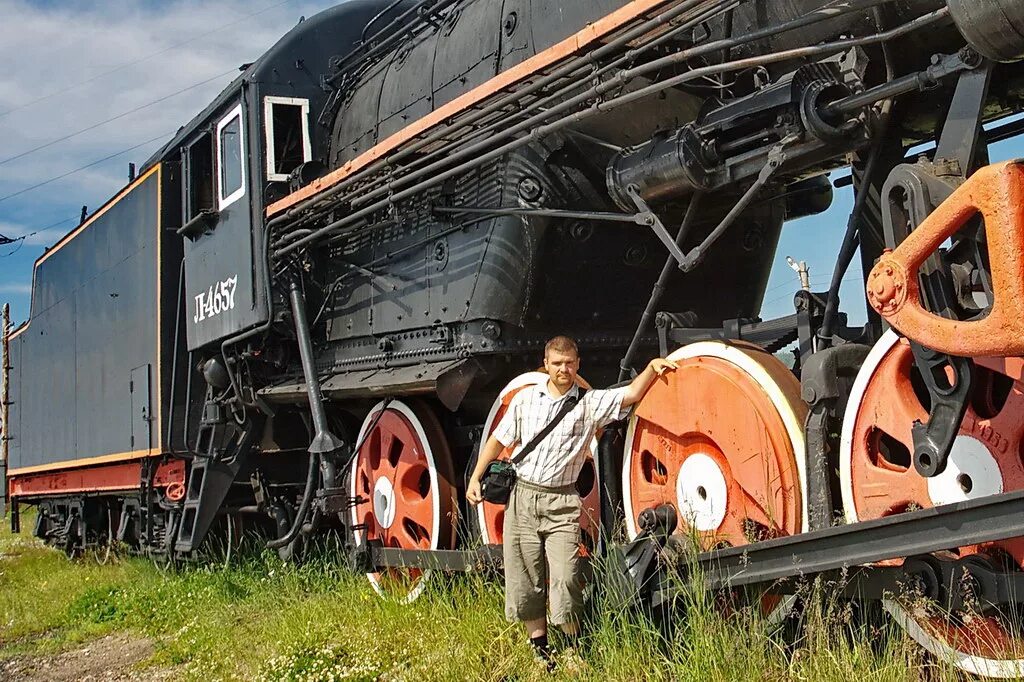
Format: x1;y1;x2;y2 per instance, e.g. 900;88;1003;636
263;96;312;182
216;103;246;210
183;130;214;221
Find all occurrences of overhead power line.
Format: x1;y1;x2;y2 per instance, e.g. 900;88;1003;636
0;69;236;167
0;0;294;119
0;216;76;257
0;131;173;204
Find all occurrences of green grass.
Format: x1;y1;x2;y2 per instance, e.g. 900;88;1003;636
0;515;961;681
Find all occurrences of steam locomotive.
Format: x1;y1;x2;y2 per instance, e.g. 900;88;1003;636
5;0;1024;674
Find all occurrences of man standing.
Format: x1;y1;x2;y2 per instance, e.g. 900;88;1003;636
467;335;676;669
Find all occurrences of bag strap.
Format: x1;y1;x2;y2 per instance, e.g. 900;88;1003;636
508;386;587;466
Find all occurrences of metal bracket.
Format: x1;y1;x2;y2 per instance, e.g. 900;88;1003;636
621;188;692;269
800;342;871;530
314;486;350;515
645;136;793;273
594;504;678;610
908;342;973;477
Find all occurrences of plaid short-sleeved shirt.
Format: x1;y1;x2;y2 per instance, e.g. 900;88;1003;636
492;382;629;488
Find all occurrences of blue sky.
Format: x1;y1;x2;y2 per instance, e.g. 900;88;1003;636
1;1;1022;332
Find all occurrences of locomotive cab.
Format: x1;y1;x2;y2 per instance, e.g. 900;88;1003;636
157;0;401;352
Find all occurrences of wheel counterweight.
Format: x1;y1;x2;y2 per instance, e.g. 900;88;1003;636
474;372;601;545
841;330;1024;677
350;399;458;602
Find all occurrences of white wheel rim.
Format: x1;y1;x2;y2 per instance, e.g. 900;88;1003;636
839;329;900;525
884;600;1024;678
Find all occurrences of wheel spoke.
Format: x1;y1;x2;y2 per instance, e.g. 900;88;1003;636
991;386;1024;447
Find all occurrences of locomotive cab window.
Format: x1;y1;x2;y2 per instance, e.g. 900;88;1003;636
264;96;311;181
185;132;214;220
217;104;245;209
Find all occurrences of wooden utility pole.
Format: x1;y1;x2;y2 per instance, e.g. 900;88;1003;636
1;303;9;517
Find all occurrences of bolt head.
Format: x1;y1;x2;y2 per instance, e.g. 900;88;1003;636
517;176;542;201
867;260;908;314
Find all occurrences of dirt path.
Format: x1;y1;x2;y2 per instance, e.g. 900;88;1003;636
0;633;177;681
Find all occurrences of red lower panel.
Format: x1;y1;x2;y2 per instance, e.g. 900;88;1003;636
8;458;185;499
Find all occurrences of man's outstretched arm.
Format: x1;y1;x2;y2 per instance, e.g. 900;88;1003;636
621;357;678;408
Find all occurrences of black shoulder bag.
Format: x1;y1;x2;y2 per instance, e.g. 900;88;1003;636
479;388;587;505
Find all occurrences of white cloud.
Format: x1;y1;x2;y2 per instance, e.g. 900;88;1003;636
0;0;338;209
0;282;31;294
0;0;343;320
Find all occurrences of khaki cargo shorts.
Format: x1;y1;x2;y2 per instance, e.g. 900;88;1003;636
502;479;587;626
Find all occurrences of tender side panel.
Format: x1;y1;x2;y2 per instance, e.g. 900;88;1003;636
8;167;162;472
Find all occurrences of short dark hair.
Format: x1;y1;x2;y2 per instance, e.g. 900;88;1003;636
544;335;578;358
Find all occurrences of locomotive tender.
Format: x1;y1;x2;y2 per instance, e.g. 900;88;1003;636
6;0;1024;673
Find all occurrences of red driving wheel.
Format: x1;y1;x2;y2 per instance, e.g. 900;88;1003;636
350;399;457;602
622;341;807;620
841;331;1024;677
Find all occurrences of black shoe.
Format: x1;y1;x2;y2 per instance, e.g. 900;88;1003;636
530;635;555;673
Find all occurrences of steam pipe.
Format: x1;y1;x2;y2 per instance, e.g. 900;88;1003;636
273;0;897;234
277;7;950;257
267;452;319;549
288;279;344;457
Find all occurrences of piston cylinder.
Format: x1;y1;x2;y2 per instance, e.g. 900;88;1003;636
947;0;1024;63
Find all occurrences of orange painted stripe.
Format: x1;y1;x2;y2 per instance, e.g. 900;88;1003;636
6;448;157;476
37;164;161;268
266;0;674;217
8;459;184;498
7;322;27;341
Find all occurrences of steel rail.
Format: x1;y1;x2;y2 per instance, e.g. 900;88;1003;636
364;489;1024;600
672;488;1024;592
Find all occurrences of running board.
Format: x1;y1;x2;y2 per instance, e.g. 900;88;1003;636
364;490;1024;607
